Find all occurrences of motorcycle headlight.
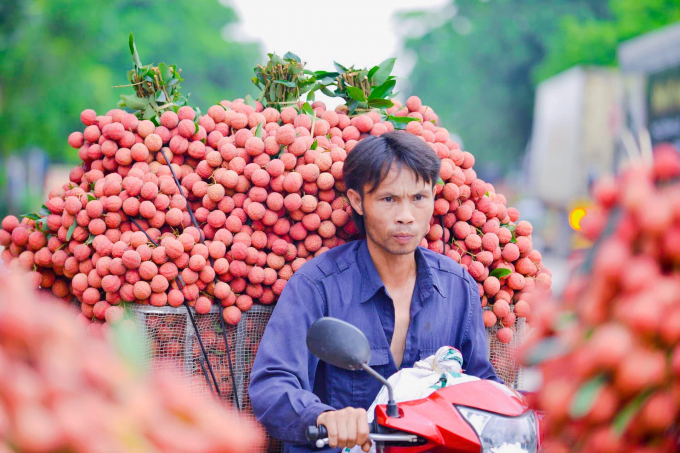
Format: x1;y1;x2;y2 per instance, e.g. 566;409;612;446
456;406;537;453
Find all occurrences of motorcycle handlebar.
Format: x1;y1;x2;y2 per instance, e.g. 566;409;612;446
306;424;420;449
305;425;328;442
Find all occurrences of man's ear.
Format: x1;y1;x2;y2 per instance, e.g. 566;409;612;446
346;188;363;216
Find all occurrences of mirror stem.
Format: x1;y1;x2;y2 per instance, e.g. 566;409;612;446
361;363;400;418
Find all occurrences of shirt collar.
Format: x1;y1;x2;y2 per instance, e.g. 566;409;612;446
358;240;386;303
357;240;445;304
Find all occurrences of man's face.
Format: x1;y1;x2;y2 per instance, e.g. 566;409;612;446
348;164;436;255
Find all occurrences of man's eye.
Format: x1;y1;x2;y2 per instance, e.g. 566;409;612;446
383;197;393;202
414;195;424;201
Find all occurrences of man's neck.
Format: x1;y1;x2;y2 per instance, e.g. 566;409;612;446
365;238;417;289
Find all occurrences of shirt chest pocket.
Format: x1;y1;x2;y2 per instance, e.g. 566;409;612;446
330;347;391;410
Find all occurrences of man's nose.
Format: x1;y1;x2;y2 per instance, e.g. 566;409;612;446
395;201;415;224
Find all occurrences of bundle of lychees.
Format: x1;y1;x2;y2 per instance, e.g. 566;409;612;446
0;45;550;343
521;146;680;452
0;269;263;453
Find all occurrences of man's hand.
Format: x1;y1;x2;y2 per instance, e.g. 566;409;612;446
317;408;371;451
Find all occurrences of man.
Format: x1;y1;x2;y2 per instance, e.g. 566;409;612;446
249;132;499;452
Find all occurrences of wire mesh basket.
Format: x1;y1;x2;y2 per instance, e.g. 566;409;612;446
484;308;527;390
127;303;283;452
125;302;525;452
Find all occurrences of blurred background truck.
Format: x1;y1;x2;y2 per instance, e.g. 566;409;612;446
525;22;680;285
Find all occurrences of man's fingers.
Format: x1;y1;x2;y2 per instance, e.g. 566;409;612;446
356;408;370;447
323;414;338;449
317;408;370;450
345;409;358;449
336;410;348;448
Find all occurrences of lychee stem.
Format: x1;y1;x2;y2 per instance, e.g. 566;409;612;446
158;148;241;411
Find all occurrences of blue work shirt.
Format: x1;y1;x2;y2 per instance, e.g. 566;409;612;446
248;239;499;452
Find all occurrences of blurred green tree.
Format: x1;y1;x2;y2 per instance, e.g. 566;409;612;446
0;0;261;162
398;0;679;174
535;0;680;81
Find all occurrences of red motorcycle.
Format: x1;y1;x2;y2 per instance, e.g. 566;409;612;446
305;317;540;453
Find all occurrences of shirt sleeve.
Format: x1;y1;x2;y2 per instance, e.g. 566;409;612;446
248;272;336;443
460;273;503;383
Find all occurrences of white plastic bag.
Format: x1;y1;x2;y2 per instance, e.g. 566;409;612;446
344;346;479;453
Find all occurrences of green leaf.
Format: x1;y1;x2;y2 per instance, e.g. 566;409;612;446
346;86;366;102
156;91;166;103
21;212;41;221
299;83;313;95
39;205;50;216
254;121;263;139
111;312;147;375
613;390;653;435
367;65;380;81
523;337;571;366
569;374;607;418
306;82;322;98
167;78;180;87
372;57;396;86
436;177;445;186
120;94;149;111
85;234;95;246
321;86;337;98
334;61;348;74
489;268;512;279
129;33;142;68
244;94;256;108
142;108;156;120
269;52;283;66
283;51;301;62
386;115;421;124
193;122;199;135
311;139;318;150
273;79;297;88
66;221;77;241
369;79;396;100
485;191;490;197
367;98;394;108
158;62;171;83
87;194;96;201
302;102;314;117
34;218;48;233
314;70;340;79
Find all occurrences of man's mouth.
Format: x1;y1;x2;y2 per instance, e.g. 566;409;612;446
393;233;414;243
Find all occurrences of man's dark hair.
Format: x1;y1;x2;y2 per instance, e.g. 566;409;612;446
343;132;441;235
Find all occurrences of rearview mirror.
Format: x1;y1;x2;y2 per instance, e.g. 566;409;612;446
306;317;370;371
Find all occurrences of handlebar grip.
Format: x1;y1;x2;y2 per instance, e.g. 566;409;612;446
305;425;328;442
